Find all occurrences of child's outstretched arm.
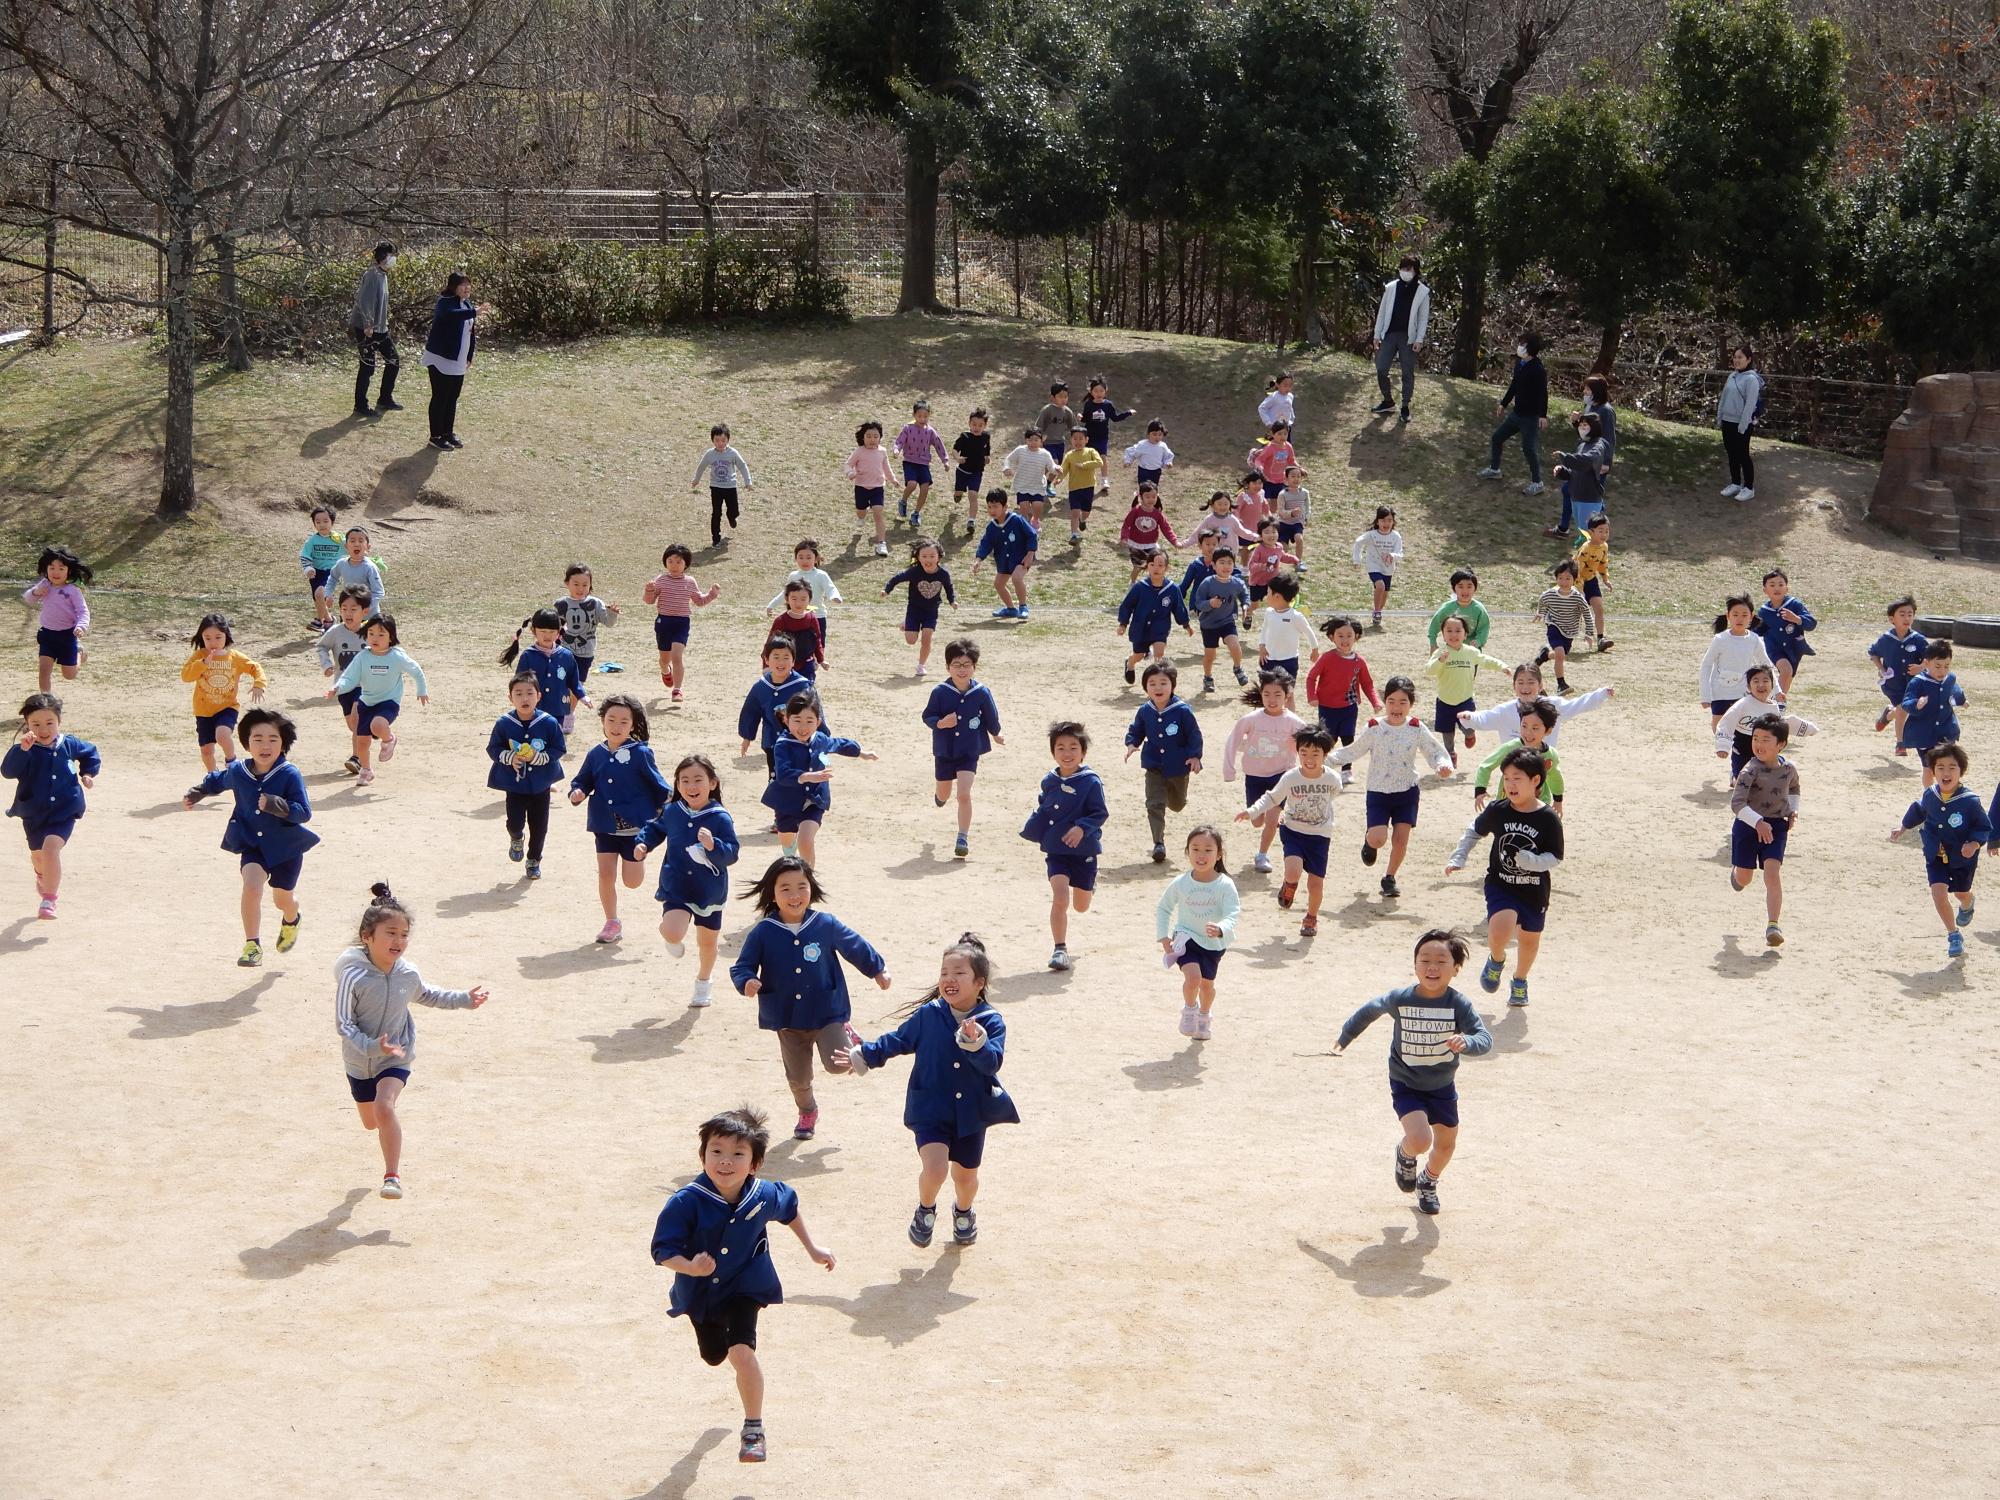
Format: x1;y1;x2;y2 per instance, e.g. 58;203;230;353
787;1213;836;1270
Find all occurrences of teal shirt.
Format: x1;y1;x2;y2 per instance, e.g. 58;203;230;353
301;533;346;571
1427;596;1492;649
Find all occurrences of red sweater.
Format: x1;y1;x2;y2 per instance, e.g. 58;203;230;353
1119;505;1180;547
1304;650;1378;710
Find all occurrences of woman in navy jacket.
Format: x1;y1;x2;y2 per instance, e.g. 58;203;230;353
419;272;478;450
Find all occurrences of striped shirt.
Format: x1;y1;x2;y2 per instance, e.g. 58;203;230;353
1537;587;1591;641
646;573;715;617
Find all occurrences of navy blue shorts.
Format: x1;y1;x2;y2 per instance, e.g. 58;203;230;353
653;615;690;650
1582;577;1602;601
692;1298;761;1366
902;604;940;634
1932;858;1979;894
1266;657;1299;683
1879;677;1907;706
1484;880;1547;933
195;708;239;746
658;881;724;929
854;485;884;510
1175;941;1223;980
953;468;984;493
1129;625;1171;652
1277;522;1304;545
358;699;400;732
1368;571;1393;591
596;832;641;860
914;1124;986;1168
572;655;594;683
1248;582;1270;604
1200;622;1237;649
1319;704;1358;741
772;806;822;834
337;687;363;720
903;461;932;486
347;1067;410;1103
22;816;76;850
1245;771;1281;808
934;753;980;782
1279;825;1330;878
1137;466;1162;488
1708;698;1739;718
1366;787;1420;829
1390;1077;1460;1129
1068;488;1096;514
1545;623;1575;653
308;567;332;599
1045;851;1097;891
239;849;304;891
1731;816;1791;870
1262;479;1285;500
1434;697;1471;734
36;626;80;666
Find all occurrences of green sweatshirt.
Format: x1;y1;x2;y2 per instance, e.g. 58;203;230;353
1424;644;1511;706
1427;596;1492;649
1473;738;1564;798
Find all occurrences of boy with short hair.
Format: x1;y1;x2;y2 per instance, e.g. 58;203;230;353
1124;662;1203;863
974;488;1040;620
1889;741;1992;959
690;424;754;549
1446;747;1564;1006
1193;549;1252;692
1573;513;1612;651
1899;640;1965;780
1239;724;1344;937
651;1105;836;1464
1256;574;1318;682
1869;595;1927;737
1426;568;1491;650
1055;425;1108;546
1729;713;1800;949
1275;465;1312;567
1022;721;1106;971
952;408;992;536
1036;380;1076;451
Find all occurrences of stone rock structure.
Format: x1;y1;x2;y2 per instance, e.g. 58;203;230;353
1870;372;2000;560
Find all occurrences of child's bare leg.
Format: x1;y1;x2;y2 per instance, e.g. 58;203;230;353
60;661;79;681
1387;822;1412;877
1202;647;1216;676
1013;566;1030;610
993;574;1013;608
1227;637;1244;671
1196;976;1217;1015
37;656;54;693
693;926;719;980
1048;877;1072;946
621;857;645;892
1552;645;1567;679
1893;706;1909;747
272;884;299;924
352;732;374;769
726;1345;764;1422
1374;579;1388;613
1179;965;1201;1004
373;1075;405;1176
953;771;975;836
241;867;268;940
796;820;819;866
201;742;221;773
1487;910;1518;963
1589;597;1606;636
917;627;934;669
873;507;888;546
1425;1122;1459;1177
917;1141;950;1206
915;482;932;515
595;852;620;920
949;1162;979;1210
1514;928;1543;977
1285;854;1304;886
1398;1108;1433;1160
35;835;64;896
1763;861;1783;923
216;724;238;764
1928;883;1956;934
1775;658;1795;695
1259;815;1278;857
661;908;693;947
1305;874;1324;919
669;643;688;691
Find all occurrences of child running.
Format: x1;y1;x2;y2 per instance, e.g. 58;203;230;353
1729;713;1801;949
183;707;317;967
316;588;371;775
1256;574;1317;682
768;581;829;682
325;528;385;614
1304;613;1380;768
1244;520;1301;627
764;692;875;866
1471;699;1565;816
882;537;956;676
844;420;895;557
181;613;267;771
767;540;842;644
730;856;891;1141
974;488;1039;620
23;546;91;693
1021;721;1106;972
1125;662;1203;863
1081;376;1132;457
1331;928;1493;1216
1275;465;1312;567
736;639;813;778
1351;507;1404;628
1699;594;1774;730
690;423;754;548
498;607;588;731
1222;670;1305;874
1117;550;1192;684
1000;428;1060;527
649;1105;836;1464
1156;825;1240;1038
894;400;949;528
1714;665;1818;779
1329;676;1455;899
4;693;100;921
486;671;566;879
1869;596;1928;736
634;754;740;1006
1890;743;1993;960
1055;424;1108;545
1573;514;1613;650
1121;419;1176;493
952;409;991;535
553;564;620;683
1117;482;1181;580
832;932;1019;1248
1425;568;1491;650
923;639;1004;859
568;694;671;944
644;544;721;703
1531;559;1591;695
1193;548;1252;692
1240;727;1343;935
1422;615;1508;762
300;504;345;629
1900;641;1966;780
1458;662;1614;749
327;614;428;786
1755;568;1816;695
1446;747;1563;1006
334;882;490;1201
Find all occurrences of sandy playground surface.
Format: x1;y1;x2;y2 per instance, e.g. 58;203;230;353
2;597;1998;1500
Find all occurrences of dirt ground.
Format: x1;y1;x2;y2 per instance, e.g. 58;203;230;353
4;585;1998;1498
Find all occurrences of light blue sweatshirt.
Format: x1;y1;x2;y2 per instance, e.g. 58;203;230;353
334;646;427;706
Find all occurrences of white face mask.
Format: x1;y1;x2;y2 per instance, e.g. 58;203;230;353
1516;344;1529;358
383;255;397;270
1398;269;1415;283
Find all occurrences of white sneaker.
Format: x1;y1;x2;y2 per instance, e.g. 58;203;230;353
690;981;713;1008
1195;1012;1213;1041
873;541;889;557
1252;851;1272;873
380;1175;403;1199
1178;1003;1200;1036
1476;467;1502;480
1521;481;1544;496
1735;487;1755;502
665;939;685;958
1048;946;1073;971
1720;484;1742;498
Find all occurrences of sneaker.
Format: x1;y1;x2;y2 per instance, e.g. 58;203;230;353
739;1426;766;1464
1233;666;1248;685
953;834;969;859
1508;977;1529;1007
1399;407;1411;425
1017;605;1030;620
1476;466;1503;480
1151;843;1167;863
1380;875;1400;898
1048;946;1073;971
1338;768;1353;788
1720;483;1742;498
1194;1012;1212;1041
909;1203;937;1247
897;496;909;519
1299;913;1319;937
1765;923;1784;948
1542;525;1572;539
1556;679;1573;695
690;979;713;1007
380;1175;403;1199
672;688;684;703
1277;880;1297;909
352;402;373;418
1415;1172;1441;1215
1179;1003;1200;1036
1598;639;1615;653
525;860;542;880
1070;531;1082;546
380;733;398;762
276;913;301;953
428;435;452;450
1735;488;1755;503
445;434;465;450
1370;399;1396;415
914;662;929;678
1203;675;1216;693
1533;646;1552;667
993;606;1020;619
343;755;362;775
1479;957;1504;993
238;939;263;968
1957;903;1975;928
509;835;525;863
595;919;622;944
951;1206;978;1245
665;938;686;958
964;519;976;536
375;397;404;412
793;1109;818;1140
909;511;924;530
1361;841;1378;867
1521;481;1545;496
36;896;56;920
1395;1149;1420;1193
873;541;889;557
1371;610;1383;627
1252;851;1272;874
1874;709;1891;732
1124;664;1136;685
356;767;375;785
1948;931;1966;959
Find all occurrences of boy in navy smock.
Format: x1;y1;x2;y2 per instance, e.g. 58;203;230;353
730;856;892;1141
485;671;566;879
1868;595;1927;736
567;695;670;945
1890;741;1993;960
1332;928;1493;1216
1754;568;1816;696
650;1105;836;1465
834;933;1019;1249
1117;548;1192;685
974;488;1039;620
1022;720;1106;972
1900;641;1966;783
922;638;1004;859
763;693;874;867
1125;662;1203;863
633;752;739;1007
736;638;814;779
4;692;100;921
182;707;318;968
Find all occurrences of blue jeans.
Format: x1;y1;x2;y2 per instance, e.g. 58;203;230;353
1489;412;1541;483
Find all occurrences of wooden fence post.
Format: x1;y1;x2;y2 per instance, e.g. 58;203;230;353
951;201;961;311
658;188;670;244
810;192;822;276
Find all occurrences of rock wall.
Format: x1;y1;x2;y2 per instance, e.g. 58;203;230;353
1870;372;2000;560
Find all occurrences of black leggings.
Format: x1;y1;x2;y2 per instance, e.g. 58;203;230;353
505;790;551;861
1722;424;1754;488
428;368;465;440
710;486;740;544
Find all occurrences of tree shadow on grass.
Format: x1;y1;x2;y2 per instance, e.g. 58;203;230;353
237;1189;406;1280
626;1426;729;1500
1298;1218;1449;1298
108;974;275;1040
789;1252;974;1348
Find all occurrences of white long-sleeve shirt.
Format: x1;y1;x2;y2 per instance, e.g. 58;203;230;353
1122;438;1176;470
768;567;843;618
1258;389;1296;429
1713;695;1819;752
1259;608;1317;663
1328;719;1453;794
1458;688;1611;749
1352;529;1405;577
1155;871;1240;951
1699;630;1774;704
1003;445;1061;496
1248;767;1343;836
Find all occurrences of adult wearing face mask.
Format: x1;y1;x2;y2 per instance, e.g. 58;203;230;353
419;272;478;451
1477;332;1548;495
1370;256;1429;425
347;242;402;418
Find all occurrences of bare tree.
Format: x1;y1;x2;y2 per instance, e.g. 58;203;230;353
0;0;528;515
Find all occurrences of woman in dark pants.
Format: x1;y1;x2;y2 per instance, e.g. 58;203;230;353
419;273;478;451
1717;345;1762;503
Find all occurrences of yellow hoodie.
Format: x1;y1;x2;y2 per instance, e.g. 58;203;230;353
181;649;266;716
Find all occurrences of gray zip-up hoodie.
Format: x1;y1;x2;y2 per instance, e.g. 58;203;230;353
334;945;474;1079
350;265;389;336
1717;368;1762;432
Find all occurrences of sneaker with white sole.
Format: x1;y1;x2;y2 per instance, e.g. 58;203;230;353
356;767;375;785
665;938;686;957
36;896;57;920
508;835;524;862
739;1425;766;1464
1252;851;1272;873
1395;1149;1420;1193
1521;481;1544;496
1194;1011;1212;1041
909;1203;937;1247
1178;1002;1200;1036
1508;977;1529;1006
1048;946;1073;971
380;733;398;762
1735;487;1755;502
1476;467;1502;480
595;919;622;943
380;1175;403;1199
1765;922;1784;947
952;1206;978;1245
1415;1172;1440;1214
690;980;713;1007
794;1109;818;1140
1720;483;1742;498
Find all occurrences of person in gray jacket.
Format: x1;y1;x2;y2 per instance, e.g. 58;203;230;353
1717;344;1763;503
348;241;401;417
334;883;491;1199
1370;255;1430;424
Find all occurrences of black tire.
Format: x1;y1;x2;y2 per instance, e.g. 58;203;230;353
1915;615;1955;639
1952;616;2000;650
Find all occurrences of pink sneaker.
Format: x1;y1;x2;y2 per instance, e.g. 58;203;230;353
672;688;684;703
380;733;398;762
36;896;57;920
356;766;376;785
793;1109;819;1140
595;919;622;944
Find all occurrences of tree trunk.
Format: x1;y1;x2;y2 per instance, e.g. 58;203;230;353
896;130;943;313
1594;320;1621;376
1297;221;1322;346
699;157;718;319
160;196;199;516
1135;221;1148;330
1450;246;1487;379
1061;236;1074;325
216;232;252;372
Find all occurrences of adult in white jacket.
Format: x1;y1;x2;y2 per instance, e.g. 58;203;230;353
1371;255;1431;423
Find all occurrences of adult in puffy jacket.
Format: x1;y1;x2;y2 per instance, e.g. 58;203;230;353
1718;344;1763;503
419;272;478;450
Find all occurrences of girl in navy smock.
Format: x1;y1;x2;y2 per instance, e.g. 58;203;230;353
762;691;874;867
729;855;891;1142
922;638;1004;859
4;691;100;921
634;753;740;1009
182;707;317;968
486;671;566;879
567;693;670;945
833;933;1018;1249
499;606;588;731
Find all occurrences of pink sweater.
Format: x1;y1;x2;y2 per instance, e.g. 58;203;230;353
1222;709;1306;780
844;446;894;488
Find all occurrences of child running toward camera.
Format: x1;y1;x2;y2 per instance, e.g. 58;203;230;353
1055;425;1108;545
833;932;1019;1248
1193;548;1252;692
1426;568;1491;651
1122;419;1176;493
553;564;619;683
1351;507;1404;628
1890;743;1993;960
327;614;428;786
316;588;371;775
883;537;956;676
1422;615;1508;763
952;408;992;535
767;540;842;644
1531;559;1590;695
1125;662;1203;863
499;607;588;731
4;692;100;921
334;882;490;1201
300;505;345;629
23;545;91;693
486;671;566;879
1329;676;1454;899
1869;596;1927;737
1118;482;1181;580
1573;514;1613;650
1156;825;1239;1038
1021;721;1107;972
1256;574;1317;683
1118;550;1192;684
1729;714;1801;949
1471;699;1565;816
1458;662;1614;749
181;613;267;771
325;528;385;614
1699;594;1773;731
1240;726;1344;935
568;694;671;944
690;423;754;548
1244;520;1301;628
1713;665;1817;779
1275;466;1312;566
764;692;875;867
1001;428;1060;527
1755;569;1816;696
736;639;814;779
1446;747;1563;1007
923;639;1004;859
1900;641;1966;780
894;400;949;528
975;488;1040;620
634;754;740;1006
183;707;317;967
1304;613;1380;767
1222;670;1305;874
645;544;721;702
845;419;895;557
768;581;829;682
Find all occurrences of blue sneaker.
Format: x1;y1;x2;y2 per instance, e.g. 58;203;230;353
953;833;969;859
1508;977;1529;1007
992;606;1019;619
1957;902;1975;928
1948;931;1965;958
1016;605;1030;620
1479;958;1504;993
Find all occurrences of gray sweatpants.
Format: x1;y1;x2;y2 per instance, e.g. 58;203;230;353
778;1021;848;1112
1375;332;1416;406
1144;770;1190;847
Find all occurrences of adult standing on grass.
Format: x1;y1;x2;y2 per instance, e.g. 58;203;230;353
1370;256;1429;425
348;242;402;418
1718;345;1763;504
420;272;478;452
1477;332;1548;496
